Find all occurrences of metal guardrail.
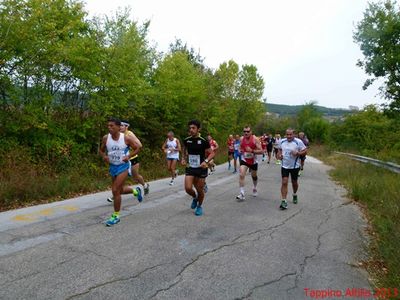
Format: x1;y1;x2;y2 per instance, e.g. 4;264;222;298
335;151;400;174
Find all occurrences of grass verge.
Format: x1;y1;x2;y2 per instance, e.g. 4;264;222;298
0;146;230;212
310;145;400;289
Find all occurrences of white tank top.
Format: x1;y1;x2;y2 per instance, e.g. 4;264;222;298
166;138;179;159
106;133;129;165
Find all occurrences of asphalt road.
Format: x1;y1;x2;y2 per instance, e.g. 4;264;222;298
0;157;371;300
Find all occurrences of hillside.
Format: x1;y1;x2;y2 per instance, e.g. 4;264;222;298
266;103;351;117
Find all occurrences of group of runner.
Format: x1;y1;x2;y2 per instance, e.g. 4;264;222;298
100;118;309;226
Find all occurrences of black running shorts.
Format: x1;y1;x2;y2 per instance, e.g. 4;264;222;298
185;167;208;178
240;160;258;171
130;156;139;166
281;167;300;181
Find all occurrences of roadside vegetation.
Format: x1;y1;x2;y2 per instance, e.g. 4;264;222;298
310;146;400;289
0;0;265;210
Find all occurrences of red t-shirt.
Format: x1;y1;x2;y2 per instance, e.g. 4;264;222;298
240;135;257;165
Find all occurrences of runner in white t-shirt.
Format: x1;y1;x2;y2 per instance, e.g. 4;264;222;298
277;128;307;210
162;131;181;185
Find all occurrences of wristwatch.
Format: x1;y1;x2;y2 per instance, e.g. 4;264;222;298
204;159;209;164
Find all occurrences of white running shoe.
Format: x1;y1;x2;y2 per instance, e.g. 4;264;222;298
107;197;113;203
169;180;174;186
236;193;245;201
252;188;258;197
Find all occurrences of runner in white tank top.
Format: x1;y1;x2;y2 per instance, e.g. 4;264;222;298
162;131;181;185
99;118;143;227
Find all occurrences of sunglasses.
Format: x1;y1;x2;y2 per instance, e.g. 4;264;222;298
243;130;250;133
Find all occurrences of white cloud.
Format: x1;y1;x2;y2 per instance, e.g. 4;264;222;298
84;0;383;109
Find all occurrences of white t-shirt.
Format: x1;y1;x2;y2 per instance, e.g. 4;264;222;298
106;133;129;165
166;138;179;159
278;138;306;169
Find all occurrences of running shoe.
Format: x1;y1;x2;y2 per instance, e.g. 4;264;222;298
169;179;174;186
144;183;150;195
107;197;113;203
252;188;258;197
236;193;245;201
276;160;281;165
293;195;298;204
191;198;198;209
135;187;143;202
195;206;203;216
228;164;231;170
232;170;237;174
298;170;302;177
204;183;208;193
267;161;270;164
105;213;120;226
279;200;288;210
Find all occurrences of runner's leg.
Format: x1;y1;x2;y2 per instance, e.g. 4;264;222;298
238;164;248;199
184;175;197;198
171;159;177;179
167;159;172;177
193;177;205;206
132;163;145;186
281;176;289;200
112;170;129;213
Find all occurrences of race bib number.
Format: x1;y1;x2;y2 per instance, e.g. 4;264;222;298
188;154;201;168
244;152;254;159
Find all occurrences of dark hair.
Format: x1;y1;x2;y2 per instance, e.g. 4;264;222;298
108;117;121;126
188;119;201;129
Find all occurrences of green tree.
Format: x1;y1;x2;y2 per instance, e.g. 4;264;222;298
297;102;329;143
354;0;400;116
236;64;265;128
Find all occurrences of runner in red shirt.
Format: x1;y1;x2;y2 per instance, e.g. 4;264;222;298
227;134;235;170
236;126;263;201
207;134;219;175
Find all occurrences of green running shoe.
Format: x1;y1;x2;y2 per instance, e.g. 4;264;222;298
293;195;298;204
279;200;288;210
105;213;120;226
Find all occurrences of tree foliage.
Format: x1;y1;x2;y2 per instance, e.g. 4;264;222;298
0;0;266;170
354;0;400;116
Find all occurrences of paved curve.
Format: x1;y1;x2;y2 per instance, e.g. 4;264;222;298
0;157;371;299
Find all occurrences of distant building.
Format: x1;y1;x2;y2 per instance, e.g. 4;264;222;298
349;105;359;111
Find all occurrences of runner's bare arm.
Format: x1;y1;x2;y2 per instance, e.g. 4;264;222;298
206;147;215;161
176;139;182;153
162;139;168;153
214;141;219;151
181;142;188;165
99;135;109;163
200;147;215;169
125;135;142;159
296;147;307;156
277;148;283;160
253;137;264;154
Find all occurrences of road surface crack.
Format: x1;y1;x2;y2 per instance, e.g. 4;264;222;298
148;209;303;299
287;206;338;293
66;262;169;299
235;272;297;300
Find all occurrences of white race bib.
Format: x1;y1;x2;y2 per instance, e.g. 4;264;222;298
188;154;201;168
244;152;254;159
